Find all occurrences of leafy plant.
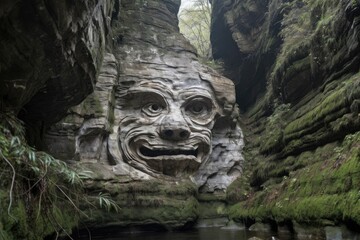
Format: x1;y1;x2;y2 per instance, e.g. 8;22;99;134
0;113;120;239
96;192;121;212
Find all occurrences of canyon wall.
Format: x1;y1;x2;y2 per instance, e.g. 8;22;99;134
211;0;360;230
1;0;360;238
0;0;243;238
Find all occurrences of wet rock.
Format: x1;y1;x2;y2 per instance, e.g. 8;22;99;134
221;220;246;230
325;226;343;240
196;217;229;228
248;237;264;240
249;222;272;233
325;225;360;240
293;222;325;240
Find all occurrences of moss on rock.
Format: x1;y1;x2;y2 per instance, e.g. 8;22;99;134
228;131;360;226
0;113;82;239
81;179;199;230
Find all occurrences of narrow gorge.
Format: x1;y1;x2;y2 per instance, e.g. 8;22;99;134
0;0;359;239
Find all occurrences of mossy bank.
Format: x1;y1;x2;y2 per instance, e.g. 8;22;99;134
211;0;360;230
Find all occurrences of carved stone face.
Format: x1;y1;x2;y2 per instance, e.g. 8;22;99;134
117;79;219;177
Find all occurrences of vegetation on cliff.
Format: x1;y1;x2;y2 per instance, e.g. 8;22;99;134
212;0;360;229
79;179;199;231
0;113;120;239
0;113;82;239
228;131;360;226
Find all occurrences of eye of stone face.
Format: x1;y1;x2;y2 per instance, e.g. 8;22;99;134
150;103;160;111
142;102;164;117
184;98;213;121
188;101;207;114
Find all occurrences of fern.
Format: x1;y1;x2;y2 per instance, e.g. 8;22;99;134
97;192;121;213
0;112;122;239
0;113;82;238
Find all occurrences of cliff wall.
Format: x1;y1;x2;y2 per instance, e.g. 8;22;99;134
0;1;117;238
211;0;360;230
0;0;242;238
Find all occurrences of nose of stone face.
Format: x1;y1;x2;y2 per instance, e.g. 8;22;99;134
159;115;190;141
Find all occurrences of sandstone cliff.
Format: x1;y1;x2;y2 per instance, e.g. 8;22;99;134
0;0;243;238
1;0;359;238
43;0;243;232
0;1;117;239
211;0;360;230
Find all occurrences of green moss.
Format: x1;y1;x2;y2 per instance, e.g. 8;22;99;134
284;56;311;80
226;175;252;204
85;196;199;229
284;87;347;141
233;0;359;229
259;103;290;154
0;190;79;240
282;74;360;146
228;131;360;226
274;1;312;73
0;113;83;239
81;180;199;229
270;0;346;103
197;193;226;202
198;202;227;219
197;192;227;219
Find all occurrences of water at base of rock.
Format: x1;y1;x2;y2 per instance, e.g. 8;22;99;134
73;227;294;240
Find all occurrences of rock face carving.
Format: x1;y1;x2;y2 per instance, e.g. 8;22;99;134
44;0;244;192
114;79;217;177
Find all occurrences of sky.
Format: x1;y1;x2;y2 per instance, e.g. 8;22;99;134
179;0;195;11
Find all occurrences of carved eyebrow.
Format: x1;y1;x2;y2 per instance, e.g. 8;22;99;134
128;89;166;101
137;81;173;97
178;87;213;100
117;89;167;109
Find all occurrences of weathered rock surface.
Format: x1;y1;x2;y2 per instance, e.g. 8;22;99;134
0;0;244;234
212;0;360;229
44;0;244;193
80;180;200;231
0;1;118;239
1;0;359;236
0;0;116;126
41;0;244;230
211;0;279;110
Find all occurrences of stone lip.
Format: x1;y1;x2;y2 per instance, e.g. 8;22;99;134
137;144;201;174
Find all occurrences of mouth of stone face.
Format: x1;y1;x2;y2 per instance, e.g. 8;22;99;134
139;146;198;158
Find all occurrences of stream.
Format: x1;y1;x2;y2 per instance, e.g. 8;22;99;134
73;227;294;240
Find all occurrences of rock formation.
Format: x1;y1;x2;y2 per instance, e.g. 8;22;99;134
211;0;360;231
0;0;244;235
2;0;358;237
0;0;115;125
43;0;244;194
